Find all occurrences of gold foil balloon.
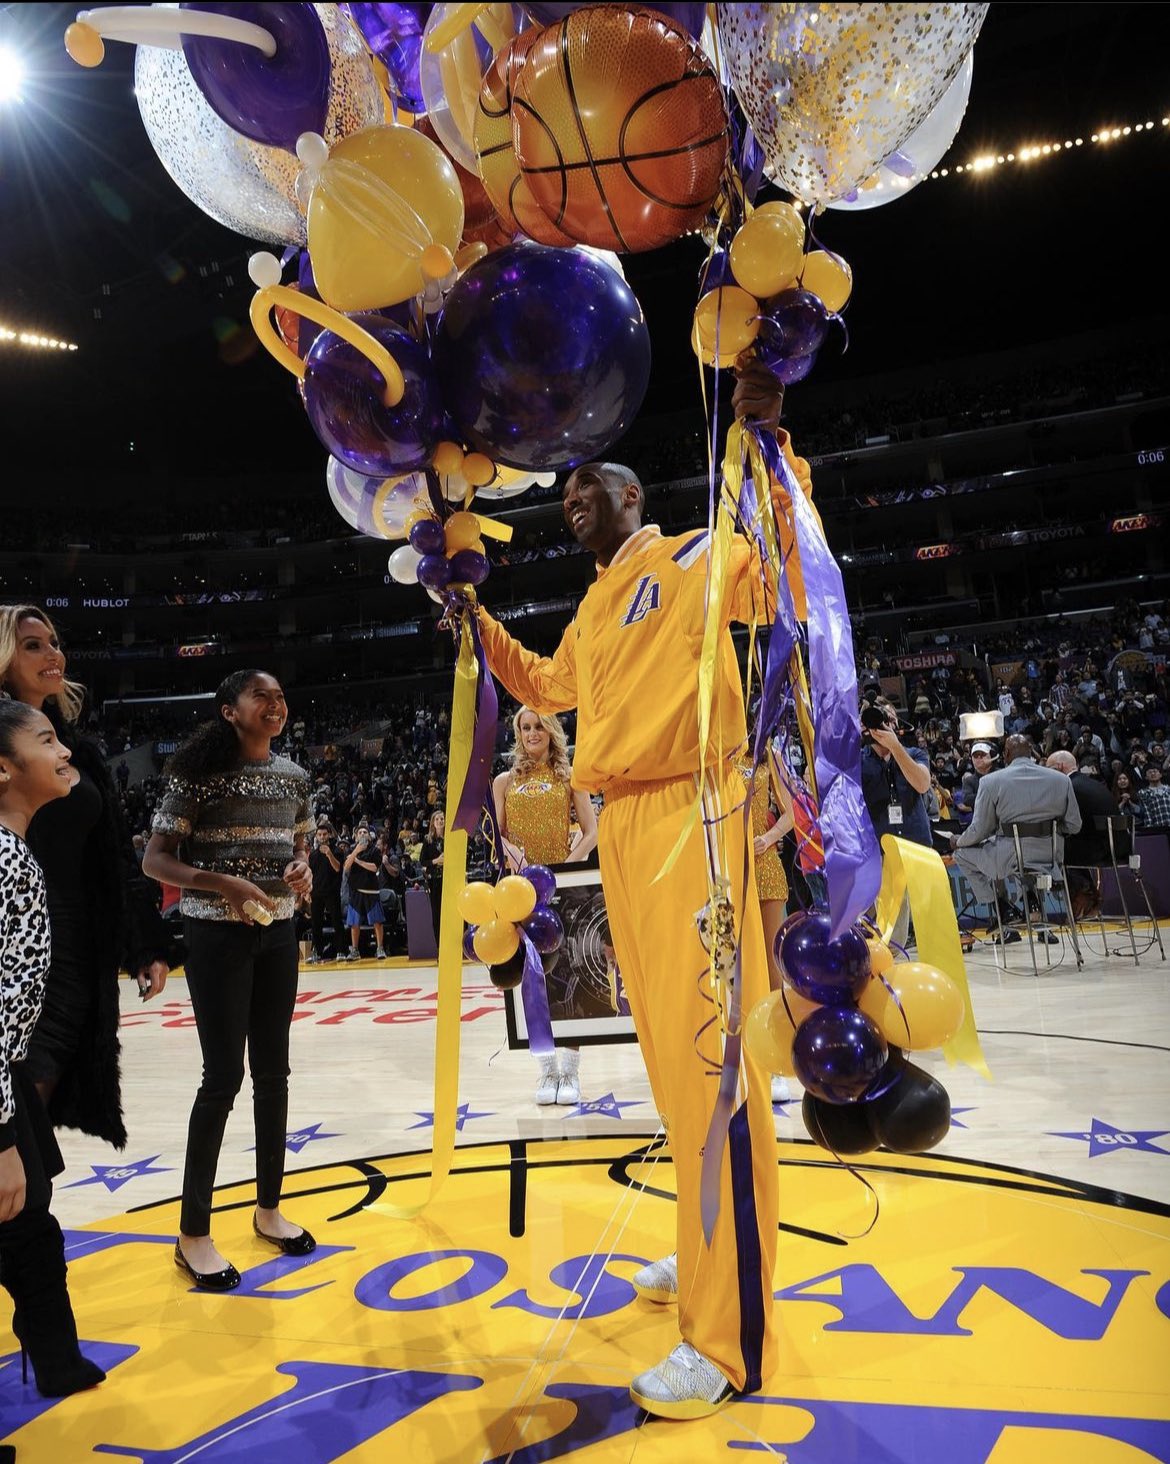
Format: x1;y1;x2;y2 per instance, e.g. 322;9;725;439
716;2;987;208
134;3;383;246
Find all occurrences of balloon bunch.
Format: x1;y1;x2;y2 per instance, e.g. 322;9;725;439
458;866;564;990
693;202;854;385
389;503;488;592
744;910;966;1157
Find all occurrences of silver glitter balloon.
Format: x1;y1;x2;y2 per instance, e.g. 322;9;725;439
717;2;988;208
135;3;384;245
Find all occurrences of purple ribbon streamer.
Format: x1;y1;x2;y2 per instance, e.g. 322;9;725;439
758;434;880;939
518;928;555;1059
453;613;499;836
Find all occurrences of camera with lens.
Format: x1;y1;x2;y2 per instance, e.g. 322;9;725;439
860;703;891;742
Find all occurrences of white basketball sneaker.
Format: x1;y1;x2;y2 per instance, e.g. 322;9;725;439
555;1049;581;1106
534;1055;559;1106
632;1252;678;1304
629;1341;735;1420
771;1074;791;1104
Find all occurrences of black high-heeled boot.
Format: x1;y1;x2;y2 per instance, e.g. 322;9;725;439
0;1206;105;1399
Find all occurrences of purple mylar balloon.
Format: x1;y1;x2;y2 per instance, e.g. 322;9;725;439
180;3;330;151
304;315;443;478
433;243;651;471
524;865;556;903
522;903;564;954
779;911;871;1006
408;517;446;555
416;553;453;590
462;925;478;960
756;288;830;369
341;3;432;113
524;2;707;37
792;1006;888;1104
448;548;490;586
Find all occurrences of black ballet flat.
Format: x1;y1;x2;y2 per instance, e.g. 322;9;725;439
173;1240;241;1291
252;1215;317;1256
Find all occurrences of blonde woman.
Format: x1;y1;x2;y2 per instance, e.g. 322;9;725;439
0;605;169;1151
492;708;598;1105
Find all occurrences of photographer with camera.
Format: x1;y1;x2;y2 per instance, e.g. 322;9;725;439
342;824;388;961
860;698;932;949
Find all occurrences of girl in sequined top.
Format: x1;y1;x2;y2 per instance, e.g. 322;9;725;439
493;709;598;1106
144;670;315;1292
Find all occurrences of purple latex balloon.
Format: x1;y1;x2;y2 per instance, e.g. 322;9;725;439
522;903;564;954
304;315;443;478
448;548;490;586
524;2;707;37
779;911;871;1006
774;350;818;385
340;3;431;114
433;243;651;472
181;3;330;151
792;1006;888;1104
524;865;556;903
462;924;478;960
409;518;446;555
416;552;453;590
756;288;830;369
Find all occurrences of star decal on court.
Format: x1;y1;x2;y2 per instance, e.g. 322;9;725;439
247;1122;342;1155
1048;1117;1170;1158
949;1108;977;1129
64;1155;174;1192
560;1092;644;1120
408;1103;494;1132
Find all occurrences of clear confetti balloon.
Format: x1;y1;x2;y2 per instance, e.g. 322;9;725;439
717;2;987;208
326;459;434;539
828;50;974;210
135;3;383;245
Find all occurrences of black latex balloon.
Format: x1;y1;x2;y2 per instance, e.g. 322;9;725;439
802;1092;881;1155
867;1058;951;1154
488;948;526;990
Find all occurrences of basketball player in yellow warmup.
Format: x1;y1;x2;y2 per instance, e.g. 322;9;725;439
477;363;813;1419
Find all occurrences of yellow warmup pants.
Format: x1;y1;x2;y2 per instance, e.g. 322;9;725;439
599;767;778;1394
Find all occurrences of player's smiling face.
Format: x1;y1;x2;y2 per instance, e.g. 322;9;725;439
562;465;615;547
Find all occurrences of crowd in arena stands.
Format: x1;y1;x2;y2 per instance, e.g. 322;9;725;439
861;599;1170;834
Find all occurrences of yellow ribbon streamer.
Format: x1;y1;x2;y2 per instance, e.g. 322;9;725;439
875;833;991;1078
373;616;478;1217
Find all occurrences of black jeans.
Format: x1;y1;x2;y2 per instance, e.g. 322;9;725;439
310;885;343;957
180;917;299;1236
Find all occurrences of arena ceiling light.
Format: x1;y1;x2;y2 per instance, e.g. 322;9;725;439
0;323;79;351
0;42;25;103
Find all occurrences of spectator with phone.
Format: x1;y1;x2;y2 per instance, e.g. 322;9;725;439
307;822;343;963
342;824;387;960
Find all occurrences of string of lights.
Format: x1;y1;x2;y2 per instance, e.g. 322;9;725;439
933;113;1167;180
0;324;79;351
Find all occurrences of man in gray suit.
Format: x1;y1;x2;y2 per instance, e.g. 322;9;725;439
950;735;1081;912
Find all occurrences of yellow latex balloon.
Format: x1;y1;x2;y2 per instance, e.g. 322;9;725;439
691;285;760;367
307;125;465;312
800;250;853;313
858;961;965;1051
444;510;481;552
729;214;805;299
752;200;805;236
867;939;894;979
462;452;495;488
64;21;105;67
743;988;820;1076
473;918;521;965
493;875;537;923
459;880;497;926
405;508;438;536
421;242;456;279
433;440;465;475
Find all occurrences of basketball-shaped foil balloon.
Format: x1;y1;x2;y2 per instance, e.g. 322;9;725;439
512;5;729;252
474;29;574;247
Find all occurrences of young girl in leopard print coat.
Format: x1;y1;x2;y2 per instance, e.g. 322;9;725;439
0;698;106;1398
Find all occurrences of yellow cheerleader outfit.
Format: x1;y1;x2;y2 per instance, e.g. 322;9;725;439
504;763;572;866
738;760;788;904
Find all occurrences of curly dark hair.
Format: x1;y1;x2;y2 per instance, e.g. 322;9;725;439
164;670;269;782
